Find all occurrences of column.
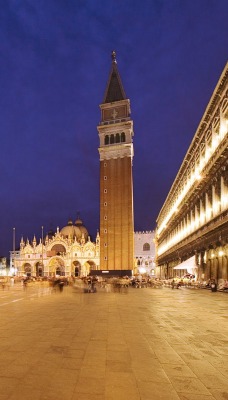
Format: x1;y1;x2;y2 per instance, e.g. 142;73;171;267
200;196;205;226
205;188;212;222
212;178;220;217
221;173;228;211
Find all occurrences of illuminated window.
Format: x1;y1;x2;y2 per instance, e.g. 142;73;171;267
221;98;228;115
200;143;205;158
213;116;220;134
206;130;212;146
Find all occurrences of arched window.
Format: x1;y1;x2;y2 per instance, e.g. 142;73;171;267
143;243;150;251
51;244;66;254
200;142;205;158
116;133;120;143
221;98;228;118
105;135;109;145
206;130;212;147
212;116;220;134
121;132;126;142
110;134;115;144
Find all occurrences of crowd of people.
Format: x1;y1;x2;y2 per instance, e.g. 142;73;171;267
163;276;228;292
1;274;228;294
72;275;164;293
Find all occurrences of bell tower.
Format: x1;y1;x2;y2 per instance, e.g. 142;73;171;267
97;51;134;272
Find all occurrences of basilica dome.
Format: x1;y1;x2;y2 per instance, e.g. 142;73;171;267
75;217;89;241
60;217;88;242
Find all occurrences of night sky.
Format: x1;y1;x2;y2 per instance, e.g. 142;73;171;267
0;0;228;257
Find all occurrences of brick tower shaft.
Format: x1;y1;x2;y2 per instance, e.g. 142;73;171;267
97;52;134;272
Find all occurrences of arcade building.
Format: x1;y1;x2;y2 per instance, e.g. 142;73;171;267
156;62;228;282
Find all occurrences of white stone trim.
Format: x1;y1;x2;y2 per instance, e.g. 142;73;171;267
99;143;134;161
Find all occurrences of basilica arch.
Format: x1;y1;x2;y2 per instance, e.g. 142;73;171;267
35;262;43;277
23;263;32;277
82;260;97;276
48;256;65;276
72;260;81;277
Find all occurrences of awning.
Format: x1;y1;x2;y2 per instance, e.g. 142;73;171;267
173;256;197;271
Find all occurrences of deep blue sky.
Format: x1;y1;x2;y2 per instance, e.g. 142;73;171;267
0;0;228;256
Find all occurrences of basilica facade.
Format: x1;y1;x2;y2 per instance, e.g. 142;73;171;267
11;217;100;277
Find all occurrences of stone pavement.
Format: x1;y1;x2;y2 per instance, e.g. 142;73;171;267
0;283;227;400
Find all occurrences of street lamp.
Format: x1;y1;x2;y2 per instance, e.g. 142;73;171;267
13;227;16;276
41;226;44;276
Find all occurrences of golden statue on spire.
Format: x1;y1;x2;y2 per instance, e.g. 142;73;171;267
111;50;117;63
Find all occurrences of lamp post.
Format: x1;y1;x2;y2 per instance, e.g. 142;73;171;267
41;226;44;277
13;227;16;276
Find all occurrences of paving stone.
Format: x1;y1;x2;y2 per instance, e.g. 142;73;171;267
0;284;227;400
170;376;211;395
178;394;214;400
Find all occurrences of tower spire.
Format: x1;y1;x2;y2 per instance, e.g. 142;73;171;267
103;50;126;103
